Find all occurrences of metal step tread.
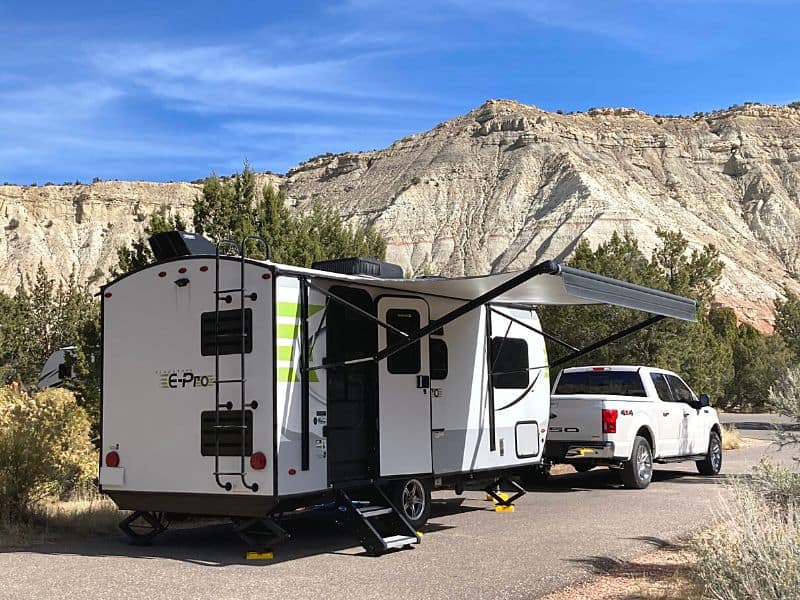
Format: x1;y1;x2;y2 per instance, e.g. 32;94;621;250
358;506;393;518
382;534;418;549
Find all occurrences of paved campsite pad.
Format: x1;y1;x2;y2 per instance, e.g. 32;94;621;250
0;415;794;600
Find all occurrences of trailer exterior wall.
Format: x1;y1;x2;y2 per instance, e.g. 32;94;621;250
100;257;275;507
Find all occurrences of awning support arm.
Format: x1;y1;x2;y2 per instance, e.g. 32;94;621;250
305;279;409;339
550;315;666;368
373;260;560;364
489;306;580;353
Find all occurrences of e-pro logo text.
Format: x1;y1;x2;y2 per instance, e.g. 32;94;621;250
158;370;215;389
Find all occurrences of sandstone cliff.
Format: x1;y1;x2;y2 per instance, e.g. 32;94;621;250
2;100;799;331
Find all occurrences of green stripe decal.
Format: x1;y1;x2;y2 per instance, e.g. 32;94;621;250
276;345;295;361
276;301;324;318
276;324;299;339
277;367;319;383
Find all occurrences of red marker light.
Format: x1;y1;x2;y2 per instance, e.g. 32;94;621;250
158;271;167;278
105;451;120;468
592;367;606;372
262;273;271;280
178;267;187;274
199;265;208;272
288;468;297;476
103;292;112;298
250;451;267;470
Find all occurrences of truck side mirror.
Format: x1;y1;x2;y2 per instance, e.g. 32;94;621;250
698;393;710;407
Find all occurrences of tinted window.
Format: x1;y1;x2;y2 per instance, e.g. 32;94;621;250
650;373;674;402
666;375;695;404
387;309;421;374
430;339;448;380
490;337;529;389
554;371;646;397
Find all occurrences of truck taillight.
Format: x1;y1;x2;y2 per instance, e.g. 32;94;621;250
602;409;618;434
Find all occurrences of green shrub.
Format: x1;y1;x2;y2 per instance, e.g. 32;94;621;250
0;388;96;521
693;475;800;600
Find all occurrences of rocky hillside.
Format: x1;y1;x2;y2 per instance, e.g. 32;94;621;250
3;100;800;330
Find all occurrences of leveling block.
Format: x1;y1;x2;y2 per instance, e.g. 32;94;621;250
246;551;274;561
493;492;515;513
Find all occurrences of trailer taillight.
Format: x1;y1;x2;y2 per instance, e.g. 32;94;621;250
602;409;618;434
250;451;267;470
105;451;120;468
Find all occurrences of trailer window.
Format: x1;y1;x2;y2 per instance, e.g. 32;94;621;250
554;371;646;397
201;308;253;356
490;337;529;389
387;308;421;374
430;339;448;380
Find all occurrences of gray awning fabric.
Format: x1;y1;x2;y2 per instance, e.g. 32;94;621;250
273;260;698;322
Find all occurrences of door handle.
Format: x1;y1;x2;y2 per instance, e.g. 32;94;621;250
662;412;670;417
416;375;430;389
683;413;690;418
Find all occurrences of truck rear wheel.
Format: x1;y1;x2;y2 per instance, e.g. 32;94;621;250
621;436;653;489
696;432;722;475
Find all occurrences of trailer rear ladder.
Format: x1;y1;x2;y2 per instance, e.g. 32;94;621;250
212;236;269;492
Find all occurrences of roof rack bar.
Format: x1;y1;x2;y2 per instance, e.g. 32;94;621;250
373;260;560;363
489;306;580;353
550;314;666;368
305;279;409;339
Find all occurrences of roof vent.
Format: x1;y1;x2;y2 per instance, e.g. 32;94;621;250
311;257;404;279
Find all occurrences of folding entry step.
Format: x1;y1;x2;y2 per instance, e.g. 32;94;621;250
334;485;420;555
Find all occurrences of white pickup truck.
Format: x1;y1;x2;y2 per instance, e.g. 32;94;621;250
540;365;722;489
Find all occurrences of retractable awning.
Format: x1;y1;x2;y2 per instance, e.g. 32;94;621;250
275;260;698;322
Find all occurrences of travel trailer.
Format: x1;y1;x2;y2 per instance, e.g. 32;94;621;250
99;232;697;554
38;346;77;390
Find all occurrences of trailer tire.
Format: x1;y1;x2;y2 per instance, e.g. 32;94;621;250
573;462;596;473
696;431;722;475
388;478;431;529
621;436;653;489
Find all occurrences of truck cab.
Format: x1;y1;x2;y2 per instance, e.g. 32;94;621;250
542;366;722;489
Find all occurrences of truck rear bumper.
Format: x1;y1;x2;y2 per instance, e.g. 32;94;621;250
544;441;616;461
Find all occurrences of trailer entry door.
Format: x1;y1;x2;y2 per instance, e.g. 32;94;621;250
325;287;379;484
377;297;432;477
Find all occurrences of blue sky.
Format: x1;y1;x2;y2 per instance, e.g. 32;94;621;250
2;0;799;184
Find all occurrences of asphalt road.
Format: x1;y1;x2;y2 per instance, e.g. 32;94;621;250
1;414;796;600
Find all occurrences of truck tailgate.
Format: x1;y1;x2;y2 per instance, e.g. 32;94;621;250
548;395;605;442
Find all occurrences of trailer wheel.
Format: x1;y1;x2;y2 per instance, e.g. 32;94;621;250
621;436;653;489
388;478;431;529
696;431;722;475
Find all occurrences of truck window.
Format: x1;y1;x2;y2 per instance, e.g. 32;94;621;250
650;373;674;402
554;371;646;397
665;374;695;404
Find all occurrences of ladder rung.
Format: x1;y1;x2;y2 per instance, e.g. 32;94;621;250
215;378;246;384
214;471;245;476
215;288;245;294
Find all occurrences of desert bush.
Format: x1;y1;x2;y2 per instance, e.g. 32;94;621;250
720;424;741;450
693;454;800;599
0;387;96;521
693;475;800;600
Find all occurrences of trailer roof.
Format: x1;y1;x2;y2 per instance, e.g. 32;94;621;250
271;260;698;322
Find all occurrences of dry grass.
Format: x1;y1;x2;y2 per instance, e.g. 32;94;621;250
721;424;742;450
0;491;125;548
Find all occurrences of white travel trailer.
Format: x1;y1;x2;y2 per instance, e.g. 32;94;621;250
38;346;77;390
99;232;697;554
